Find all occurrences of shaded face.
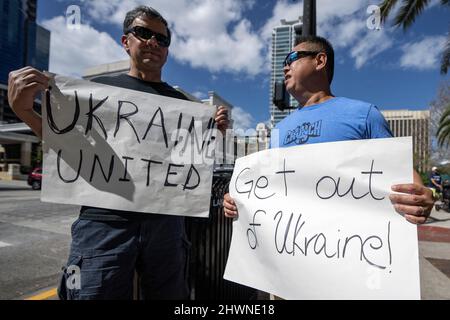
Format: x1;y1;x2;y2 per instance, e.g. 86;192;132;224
122;16;169;73
283;43;319;95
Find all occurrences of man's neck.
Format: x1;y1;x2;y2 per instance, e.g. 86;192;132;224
128;66;162;83
302;90;334;107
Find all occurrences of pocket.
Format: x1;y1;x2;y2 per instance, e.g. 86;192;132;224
79;251;122;293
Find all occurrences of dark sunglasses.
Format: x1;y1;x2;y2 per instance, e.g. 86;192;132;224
125;26;170;47
283;50;321;67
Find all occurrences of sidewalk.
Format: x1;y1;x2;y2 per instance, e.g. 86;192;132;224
419;207;450;299
0;179;30;190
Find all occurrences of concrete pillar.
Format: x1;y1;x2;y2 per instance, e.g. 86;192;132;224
21;142;32;167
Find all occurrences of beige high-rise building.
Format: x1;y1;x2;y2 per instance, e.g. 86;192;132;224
381;110;430;172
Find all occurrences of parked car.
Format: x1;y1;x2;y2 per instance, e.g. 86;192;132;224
27;167;42;190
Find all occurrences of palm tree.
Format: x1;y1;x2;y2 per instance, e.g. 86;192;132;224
437;104;450;147
379;0;450;74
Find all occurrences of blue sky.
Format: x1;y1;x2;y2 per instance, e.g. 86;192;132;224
37;0;449;130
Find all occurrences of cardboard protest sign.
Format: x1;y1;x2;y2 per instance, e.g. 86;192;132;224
42;75;217;217
224;137;420;299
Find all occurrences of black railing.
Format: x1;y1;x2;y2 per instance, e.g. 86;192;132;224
185;167;257;300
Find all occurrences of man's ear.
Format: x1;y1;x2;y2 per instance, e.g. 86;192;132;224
315;52;327;72
121;35;130;55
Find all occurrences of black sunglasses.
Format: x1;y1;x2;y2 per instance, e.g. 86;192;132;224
125;26;170;47
283;50;321;67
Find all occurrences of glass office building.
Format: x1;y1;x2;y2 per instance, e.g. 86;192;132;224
270;18;302;129
0;0;49;123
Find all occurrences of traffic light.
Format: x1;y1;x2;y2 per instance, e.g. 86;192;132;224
302;0;317;36
273;81;292;111
294;24;303;45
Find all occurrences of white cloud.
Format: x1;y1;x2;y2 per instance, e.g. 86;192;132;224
83;0;135;26
42;16;128;77
171;19;264;75
321;18;366;49
231;106;254;131
81;0;263;76
260;0;444;71
260;0;387;69
317;0;369;21
260;1;301;42
400;36;447;71
50;0;441;77
314;0;395;69
351;29;393;69
192;91;206;99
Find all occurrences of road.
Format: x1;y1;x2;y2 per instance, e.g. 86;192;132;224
0;180;79;300
0;179;449;300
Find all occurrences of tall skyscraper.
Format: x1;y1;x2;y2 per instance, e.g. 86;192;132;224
0;0;50;123
0;0;50;175
270;18;302;129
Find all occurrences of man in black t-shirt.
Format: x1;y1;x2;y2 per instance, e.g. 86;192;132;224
8;6;229;300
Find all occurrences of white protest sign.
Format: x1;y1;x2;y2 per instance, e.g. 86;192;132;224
42;75;217;217
224;137;420;299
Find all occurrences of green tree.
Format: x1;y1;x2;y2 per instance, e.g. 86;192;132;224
430;82;450;162
437;104;450;147
379;0;450;74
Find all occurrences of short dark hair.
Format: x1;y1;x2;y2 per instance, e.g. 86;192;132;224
295;35;334;84
123;6;171;46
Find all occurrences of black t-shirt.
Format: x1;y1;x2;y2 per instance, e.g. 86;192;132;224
80;73;189;221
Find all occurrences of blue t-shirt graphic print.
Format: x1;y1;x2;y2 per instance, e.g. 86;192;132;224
271;97;393;149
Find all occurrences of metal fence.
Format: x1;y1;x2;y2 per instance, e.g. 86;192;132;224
185;167;257;300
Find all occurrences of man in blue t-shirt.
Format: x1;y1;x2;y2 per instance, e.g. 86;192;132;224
224;35;435;225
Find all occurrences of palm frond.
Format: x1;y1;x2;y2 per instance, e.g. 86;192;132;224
437;105;450;147
379;0;401;23
437;126;450;148
441;36;450;74
394;0;431;30
439;105;450;123
438;118;450;132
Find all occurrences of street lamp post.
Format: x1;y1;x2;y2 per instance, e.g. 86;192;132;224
302;0;317;37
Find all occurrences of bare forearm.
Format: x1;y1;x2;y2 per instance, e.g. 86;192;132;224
20;110;42;139
8;67;49;140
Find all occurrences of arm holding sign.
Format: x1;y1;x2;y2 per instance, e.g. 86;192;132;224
223;192;238;218
7;67;229;140
8;67;49;139
224;170;435;225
